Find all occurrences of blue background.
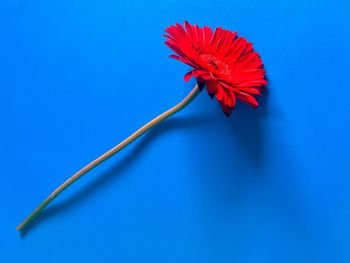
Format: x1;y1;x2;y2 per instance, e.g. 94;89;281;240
1;0;349;262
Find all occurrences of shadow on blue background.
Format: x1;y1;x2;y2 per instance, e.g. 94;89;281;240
20;92;269;237
0;0;349;262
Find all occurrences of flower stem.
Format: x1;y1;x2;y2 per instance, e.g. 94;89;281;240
16;84;201;231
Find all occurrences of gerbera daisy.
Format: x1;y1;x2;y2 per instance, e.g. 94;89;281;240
16;22;268;232
164;21;267;116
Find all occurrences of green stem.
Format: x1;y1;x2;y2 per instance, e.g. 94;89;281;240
16;84;201;231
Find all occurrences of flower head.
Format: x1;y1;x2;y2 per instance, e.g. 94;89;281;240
164;21;267;116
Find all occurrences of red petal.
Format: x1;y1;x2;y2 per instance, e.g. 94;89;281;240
192;69;212;80
225;37;250;63
169;54;198;68
205;80;218;97
184;71;193;82
203;26;212;47
226;91;236;109
215;84;225;101
236;92;259;108
210;27;223;51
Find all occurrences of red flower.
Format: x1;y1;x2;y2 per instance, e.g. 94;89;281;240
164;21;267;116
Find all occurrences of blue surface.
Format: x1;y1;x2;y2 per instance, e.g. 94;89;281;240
1;0;349;262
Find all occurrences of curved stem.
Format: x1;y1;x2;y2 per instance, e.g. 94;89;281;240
16;84;201;231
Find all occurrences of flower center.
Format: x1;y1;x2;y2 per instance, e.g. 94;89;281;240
200;54;231;76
